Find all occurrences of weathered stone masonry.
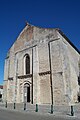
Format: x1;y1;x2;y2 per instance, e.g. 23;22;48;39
3;23;80;105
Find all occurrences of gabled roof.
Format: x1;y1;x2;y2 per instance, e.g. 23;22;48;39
6;22;80;55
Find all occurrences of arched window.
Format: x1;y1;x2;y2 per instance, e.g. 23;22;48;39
78;61;80;102
24;54;30;74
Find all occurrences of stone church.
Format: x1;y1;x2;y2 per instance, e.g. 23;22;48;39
3;23;80;105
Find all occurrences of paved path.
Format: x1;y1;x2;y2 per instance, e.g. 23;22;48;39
0;108;79;120
1;103;80;119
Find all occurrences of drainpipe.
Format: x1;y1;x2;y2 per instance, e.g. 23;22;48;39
48;38;60;113
32;47;33;104
15;59;18;103
48;42;53;113
7;59;10;104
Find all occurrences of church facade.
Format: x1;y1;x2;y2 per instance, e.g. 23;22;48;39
3;23;80;105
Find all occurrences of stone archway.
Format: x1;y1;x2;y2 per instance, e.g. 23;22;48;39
24;83;30;103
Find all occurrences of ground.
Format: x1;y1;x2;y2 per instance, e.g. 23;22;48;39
1;103;80;120
0;108;79;120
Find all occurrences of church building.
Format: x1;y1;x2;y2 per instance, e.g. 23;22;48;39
3;23;80;105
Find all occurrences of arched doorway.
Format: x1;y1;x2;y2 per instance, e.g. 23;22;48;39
24;83;30;103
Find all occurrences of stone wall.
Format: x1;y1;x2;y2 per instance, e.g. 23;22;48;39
3;24;80;105
57;31;80;104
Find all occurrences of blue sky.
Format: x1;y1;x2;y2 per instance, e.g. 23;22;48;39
0;0;80;84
